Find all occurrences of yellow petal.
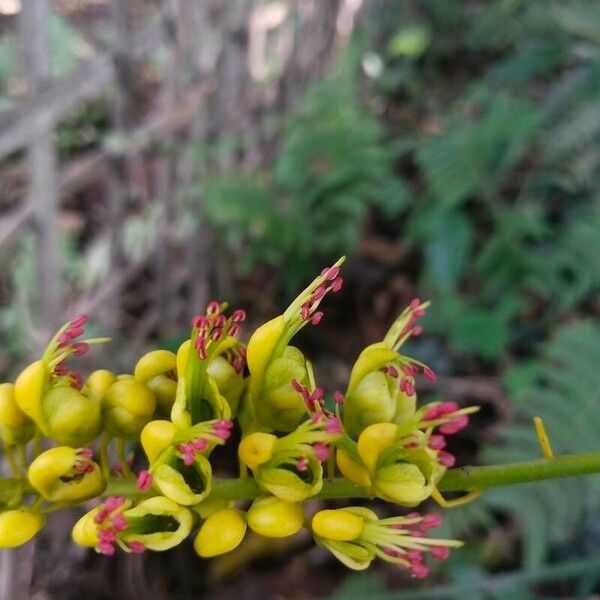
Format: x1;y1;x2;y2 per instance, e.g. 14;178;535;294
238;432;277;472
14;360;48;432
312;509;364;542
357;422;398;472
336;449;371;488
194;508;246;557
134;350;177;383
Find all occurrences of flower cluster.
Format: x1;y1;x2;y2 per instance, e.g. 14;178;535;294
0;258;477;579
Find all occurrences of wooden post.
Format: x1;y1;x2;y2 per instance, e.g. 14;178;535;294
21;0;61;331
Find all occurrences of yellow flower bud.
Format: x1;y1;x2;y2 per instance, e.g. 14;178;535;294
311;509;365;542
28;447;106;503
0;383;35;446
71;507;100;547
14;360;48;433
102;379;156;439
336;449;371;488
140;420;177;464
238;432;277;471
176;339;190;375
194;508;246;558
85;369;117;400
0;510;45;548
357;423;398;473
247;497;304;538
134;350;177;383
43;386;102;447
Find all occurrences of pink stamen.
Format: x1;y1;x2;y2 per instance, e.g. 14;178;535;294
214;315;227;328
98;541;115;556
296;457;308;472
325;417;342;435
313;442;330;462
98;529;117;543
128;541;146;554
193;438;208;452
183;452;195;466
291;378;305;394
70;314;88;328
411;326;423;336
54;364;69;376
68;327;85;339
430;546;450;561
206;301;220;315
325;266;340;281
57;332;71;347
301;303;311;321
423;367;436;382
232;309;246;322
136;470;153;491
104;496;126;512
410;298;421;309
422;513;442;529
422;406;440;421
77;447;93;458
229;324;240;337
438;401;459;415
438;451;456;467
331;277;343;292
407;549;423;561
214;420;234;430
211;328;223;341
411;562;429;579
72;342;89;356
313;286;327;301
70;371;84;390
111;514;128;532
310;412;323;424
386;365;399;378
439;414;469;435
94;510;108;524
311;311;323;326
334;391;345;405
428;435;446;450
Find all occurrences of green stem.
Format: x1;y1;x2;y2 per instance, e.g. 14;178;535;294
99;435;112;481
102;452;600;501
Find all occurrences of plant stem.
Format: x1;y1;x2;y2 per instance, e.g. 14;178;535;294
102;452;600;501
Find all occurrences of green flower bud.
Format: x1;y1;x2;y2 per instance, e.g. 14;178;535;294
0;509;45;548
42;386;102;447
0;383;35;446
122;496;193;551
102;378;156;440
28;446;106;503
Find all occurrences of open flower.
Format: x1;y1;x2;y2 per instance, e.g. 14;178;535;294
138;419;233;505
171;303;246;428
72;496;193;554
342;299;434;437
312;507;462;576
28;446;106;503
14;315;108;446
336;399;477;505
245;258;345;432
239;415;342;502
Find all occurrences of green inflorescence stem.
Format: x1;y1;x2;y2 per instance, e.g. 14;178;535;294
100;452;600;502
3;452;599;507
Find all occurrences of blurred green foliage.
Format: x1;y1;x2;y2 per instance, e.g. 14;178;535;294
203;69;408;290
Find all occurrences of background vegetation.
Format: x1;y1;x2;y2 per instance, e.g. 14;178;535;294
0;0;598;598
